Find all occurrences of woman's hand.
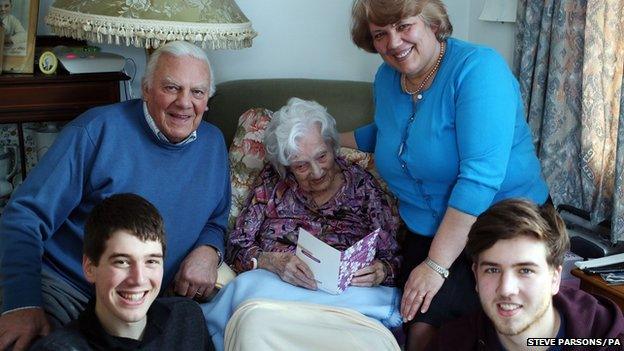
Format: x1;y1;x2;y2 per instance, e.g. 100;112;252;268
258;252;318;290
401;262;445;322
351;260;386;286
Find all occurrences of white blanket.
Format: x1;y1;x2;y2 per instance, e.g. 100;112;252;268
202;269;402;351
224;299;401;351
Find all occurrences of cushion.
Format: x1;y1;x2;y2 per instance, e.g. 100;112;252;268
227;108;395;231
228;108;273;230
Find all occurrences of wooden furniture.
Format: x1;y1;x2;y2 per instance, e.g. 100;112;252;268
571;268;624;311
0;71;130;180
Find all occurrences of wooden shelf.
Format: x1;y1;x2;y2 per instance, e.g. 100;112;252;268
0;72;130;123
0;71;129;184
571;268;624;311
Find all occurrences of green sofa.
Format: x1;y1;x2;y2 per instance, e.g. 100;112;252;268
204;78;375;147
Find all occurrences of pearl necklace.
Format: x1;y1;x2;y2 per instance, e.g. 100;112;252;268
401;41;446;100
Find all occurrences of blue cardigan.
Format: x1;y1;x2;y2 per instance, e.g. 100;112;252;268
0;100;231;312
355;38;548;236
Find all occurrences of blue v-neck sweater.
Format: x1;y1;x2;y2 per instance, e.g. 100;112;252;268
0;99;230;312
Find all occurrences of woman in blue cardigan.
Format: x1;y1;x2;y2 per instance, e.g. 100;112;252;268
341;0;549;349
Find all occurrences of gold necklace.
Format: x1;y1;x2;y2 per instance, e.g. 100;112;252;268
401;41;446;99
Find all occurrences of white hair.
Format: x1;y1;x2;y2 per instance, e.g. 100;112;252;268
264;97;340;178
141;41;216;97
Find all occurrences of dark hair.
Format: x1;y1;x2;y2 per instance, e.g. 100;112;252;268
466;199;570;268
351;0;453;53
84;193;166;264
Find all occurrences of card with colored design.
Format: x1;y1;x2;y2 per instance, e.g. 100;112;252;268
296;228;380;294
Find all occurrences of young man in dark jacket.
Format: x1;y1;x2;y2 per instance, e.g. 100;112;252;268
427;199;624;351
30;194;215;351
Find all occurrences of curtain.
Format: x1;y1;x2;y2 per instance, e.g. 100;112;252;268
514;0;624;243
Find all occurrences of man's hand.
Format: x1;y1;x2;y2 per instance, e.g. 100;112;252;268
351;260;387;287
0;308;50;351
258;252;317;290
174;246;220;301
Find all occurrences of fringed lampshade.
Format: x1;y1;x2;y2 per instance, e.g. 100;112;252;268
45;0;257;50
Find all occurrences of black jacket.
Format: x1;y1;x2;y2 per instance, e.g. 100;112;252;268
30;297;214;351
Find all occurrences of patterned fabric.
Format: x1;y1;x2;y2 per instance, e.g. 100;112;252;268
47;0;257;50
51;0;248;22
514;0;624;242
228;108;272;231
581;0;624;236
227;158;401;286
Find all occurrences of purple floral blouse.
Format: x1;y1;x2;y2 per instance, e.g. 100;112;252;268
227;157;402;286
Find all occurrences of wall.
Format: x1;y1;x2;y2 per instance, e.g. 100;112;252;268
37;0;515;99
466;0;516;68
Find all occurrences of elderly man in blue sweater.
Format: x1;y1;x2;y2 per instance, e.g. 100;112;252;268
0;41;230;351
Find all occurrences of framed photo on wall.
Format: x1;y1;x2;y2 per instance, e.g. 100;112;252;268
2;0;39;73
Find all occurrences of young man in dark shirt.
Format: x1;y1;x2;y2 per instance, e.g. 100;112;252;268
31;193;214;350
428;199;624;351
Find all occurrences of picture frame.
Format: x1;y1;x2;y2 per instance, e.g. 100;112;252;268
2;0;39;74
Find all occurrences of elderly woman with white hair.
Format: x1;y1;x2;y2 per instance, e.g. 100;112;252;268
227;97;401;288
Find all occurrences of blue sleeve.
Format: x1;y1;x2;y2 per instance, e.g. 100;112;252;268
354;64;385;153
448;49;519;216
0;125;94;312
194;137;230;256
354;123;378;152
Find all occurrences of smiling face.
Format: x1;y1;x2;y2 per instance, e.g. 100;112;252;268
288;125;340;196
369;16;440;80
83;230;164;334
142;54;210;143
473;236;562;338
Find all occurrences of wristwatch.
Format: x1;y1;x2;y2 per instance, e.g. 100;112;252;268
425;257;449;279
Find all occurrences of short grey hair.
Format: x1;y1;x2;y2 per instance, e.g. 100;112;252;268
264;97;340;178
141;41;216;97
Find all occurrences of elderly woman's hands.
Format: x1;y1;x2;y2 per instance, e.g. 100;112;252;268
400;262;445;322
258;252;318;290
351;260;386;287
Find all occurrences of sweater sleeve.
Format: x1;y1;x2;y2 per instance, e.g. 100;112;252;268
354;123;378;153
447;49;519;216
194;138;230;256
0;125;95;312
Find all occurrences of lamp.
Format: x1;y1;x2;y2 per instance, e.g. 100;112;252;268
479;0;517;23
45;0;257;50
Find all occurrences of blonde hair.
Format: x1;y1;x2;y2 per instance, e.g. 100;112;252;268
351;0;452;53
